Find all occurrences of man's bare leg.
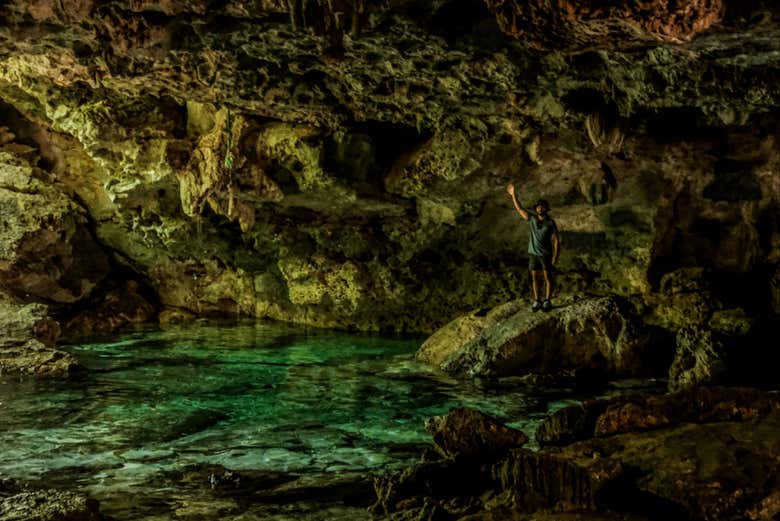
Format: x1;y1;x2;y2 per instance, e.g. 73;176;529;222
531;271;542;301
543;270;553;300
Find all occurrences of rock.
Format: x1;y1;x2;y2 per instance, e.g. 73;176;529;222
0;490;101;521
0;152;109;304
159;307;197;325
0;292;60;347
667;326;728;391
424;407;528;459
0;338;82;378
0;292;81;377
62;280;157;337
483;0;723;52
426;296;663;379
371;458;486;518
536;386;780;446
491;448;625;512
416;301;526;366
380;387;780;521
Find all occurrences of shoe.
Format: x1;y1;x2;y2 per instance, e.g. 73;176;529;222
531;300;542;312
542;299;552;311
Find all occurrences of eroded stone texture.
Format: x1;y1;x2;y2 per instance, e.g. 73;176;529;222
0;151;109;304
484;0;725;51
0;1;778;334
0;292;82;377
428;296;664;379
376;387;780;521
0;490;101;521
424;407;528;459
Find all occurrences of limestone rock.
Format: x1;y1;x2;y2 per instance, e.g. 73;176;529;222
667;325;728;391
484;0;724;52
0;490;101;521
380;387;780;521
62;280;157;337
0;292;80;377
424;407;528;459
0;293;60;347
0;152;109;304
536;386;780;446
426;296;662;379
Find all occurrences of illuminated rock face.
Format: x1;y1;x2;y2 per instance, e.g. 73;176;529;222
0;0;778;334
483;0;725;51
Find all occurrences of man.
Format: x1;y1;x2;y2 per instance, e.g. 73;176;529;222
506;183;560;311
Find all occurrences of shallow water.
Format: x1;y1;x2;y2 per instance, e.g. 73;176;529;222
0;322;655;520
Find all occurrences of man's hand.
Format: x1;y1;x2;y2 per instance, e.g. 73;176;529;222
506;183;515;196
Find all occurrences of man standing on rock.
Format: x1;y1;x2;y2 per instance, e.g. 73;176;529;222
507;183;560;311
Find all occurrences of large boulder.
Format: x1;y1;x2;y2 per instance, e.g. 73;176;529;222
419;296;665;379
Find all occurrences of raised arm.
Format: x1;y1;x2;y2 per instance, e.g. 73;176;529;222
506;183;530;221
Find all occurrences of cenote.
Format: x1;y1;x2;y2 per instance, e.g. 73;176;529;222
0;321;655;520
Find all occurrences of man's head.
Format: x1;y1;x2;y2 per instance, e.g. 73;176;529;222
535;199;550;215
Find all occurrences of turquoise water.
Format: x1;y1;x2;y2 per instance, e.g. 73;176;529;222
0;322;611;520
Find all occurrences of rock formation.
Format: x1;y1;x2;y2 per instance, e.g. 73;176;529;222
0;0;778;350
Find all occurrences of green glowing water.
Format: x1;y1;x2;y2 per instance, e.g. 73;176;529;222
0;322;619;520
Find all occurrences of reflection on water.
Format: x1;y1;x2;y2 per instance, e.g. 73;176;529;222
0;321;641;520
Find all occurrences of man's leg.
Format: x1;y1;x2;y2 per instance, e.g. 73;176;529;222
531;270;541;301
531;270;544;310
543;270;554;300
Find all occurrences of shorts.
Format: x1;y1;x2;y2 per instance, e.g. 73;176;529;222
528;254;553;272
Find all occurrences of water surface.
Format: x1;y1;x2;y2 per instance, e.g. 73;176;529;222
0;321;638;520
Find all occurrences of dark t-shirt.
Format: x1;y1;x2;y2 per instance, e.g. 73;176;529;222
528;214;558;257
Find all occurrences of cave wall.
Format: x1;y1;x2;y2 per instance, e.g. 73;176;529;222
0;0;778;333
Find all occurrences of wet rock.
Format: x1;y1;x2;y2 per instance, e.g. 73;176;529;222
379;387;780;521
424;407;528;459
371;458;486;518
536;386;780;446
425;296;662;379
0;489;101;521
62;280;157;337
0;292;81;377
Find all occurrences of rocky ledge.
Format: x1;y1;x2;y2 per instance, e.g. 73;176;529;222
371;386;780;521
0;293;81;377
